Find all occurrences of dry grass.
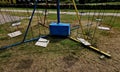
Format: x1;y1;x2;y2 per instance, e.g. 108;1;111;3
0;12;120;72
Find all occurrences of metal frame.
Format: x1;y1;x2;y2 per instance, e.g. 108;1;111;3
0;0;112;58
0;0;41;50
57;0;60;24
69;37;111;58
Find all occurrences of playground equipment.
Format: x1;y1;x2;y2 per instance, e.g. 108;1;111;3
0;0;119;58
49;0;70;36
0;0;42;50
8;31;22;38
35;38;50;47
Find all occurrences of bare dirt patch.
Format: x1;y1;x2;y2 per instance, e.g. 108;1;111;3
15;59;33;70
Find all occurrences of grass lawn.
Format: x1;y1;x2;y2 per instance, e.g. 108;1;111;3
86;2;120;5
1;7;120;13
0;11;120;72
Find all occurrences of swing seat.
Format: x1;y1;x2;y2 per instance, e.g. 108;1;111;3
77;38;91;46
27;16;31;20
35;38;49;47
8;31;22;38
98;26;110;30
84;23;92;26
96;19;102;21
12;22;21;26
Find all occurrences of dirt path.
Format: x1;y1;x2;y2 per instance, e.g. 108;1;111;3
1;9;120;16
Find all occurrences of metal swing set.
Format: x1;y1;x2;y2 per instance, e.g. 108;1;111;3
0;0;118;58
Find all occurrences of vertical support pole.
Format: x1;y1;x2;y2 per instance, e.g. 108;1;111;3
22;0;38;42
57;0;60;24
43;0;48;25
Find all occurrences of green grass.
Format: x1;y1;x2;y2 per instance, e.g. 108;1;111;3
1;7;120;13
0;12;119;47
86;2;120;5
102;16;120;28
0;52;11;58
0;26;6;33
